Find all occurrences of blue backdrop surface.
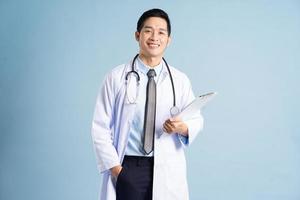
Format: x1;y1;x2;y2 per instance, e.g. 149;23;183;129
1;1;299;200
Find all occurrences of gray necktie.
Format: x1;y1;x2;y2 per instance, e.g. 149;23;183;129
143;69;156;155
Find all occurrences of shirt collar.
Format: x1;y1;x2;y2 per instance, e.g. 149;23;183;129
136;56;163;76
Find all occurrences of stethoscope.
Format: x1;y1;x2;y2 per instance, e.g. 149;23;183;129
125;54;180;117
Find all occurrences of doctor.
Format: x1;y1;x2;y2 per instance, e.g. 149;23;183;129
91;8;203;200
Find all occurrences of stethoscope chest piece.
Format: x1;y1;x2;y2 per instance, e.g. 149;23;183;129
170;106;180;117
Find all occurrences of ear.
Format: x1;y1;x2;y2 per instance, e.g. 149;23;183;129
135;32;140;41
167;36;171;46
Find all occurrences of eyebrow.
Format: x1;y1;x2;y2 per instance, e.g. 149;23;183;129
143;26;168;32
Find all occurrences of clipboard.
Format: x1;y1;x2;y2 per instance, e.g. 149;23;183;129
176;92;217;120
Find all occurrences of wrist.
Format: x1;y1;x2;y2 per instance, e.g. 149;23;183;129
179;125;188;136
110;165;122;177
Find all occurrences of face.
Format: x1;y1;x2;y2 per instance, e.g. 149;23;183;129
135;17;171;59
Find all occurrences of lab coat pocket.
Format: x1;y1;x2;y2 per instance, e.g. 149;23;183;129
116;168;125;189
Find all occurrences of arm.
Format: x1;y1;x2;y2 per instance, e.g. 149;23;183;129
163;77;203;146
91;73;121;174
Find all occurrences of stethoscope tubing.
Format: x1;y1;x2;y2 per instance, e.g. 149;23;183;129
127;54;176;108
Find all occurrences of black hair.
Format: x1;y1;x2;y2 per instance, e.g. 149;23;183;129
137;8;171;36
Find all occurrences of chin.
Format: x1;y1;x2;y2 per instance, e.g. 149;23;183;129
145;51;163;58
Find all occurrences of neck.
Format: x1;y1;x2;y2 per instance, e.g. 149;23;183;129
139;54;162;68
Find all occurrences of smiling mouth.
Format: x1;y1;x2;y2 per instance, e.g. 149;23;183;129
147;43;160;48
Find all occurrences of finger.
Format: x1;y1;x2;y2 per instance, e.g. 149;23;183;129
167;122;183;133
169;121;176;129
164;121;174;129
163;123;171;131
165;122;175;130
163;123;173;133
165;119;171;124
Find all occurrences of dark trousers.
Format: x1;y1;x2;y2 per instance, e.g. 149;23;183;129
116;155;154;200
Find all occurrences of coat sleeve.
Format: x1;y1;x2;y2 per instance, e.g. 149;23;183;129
91;72;120;173
178;76;204;147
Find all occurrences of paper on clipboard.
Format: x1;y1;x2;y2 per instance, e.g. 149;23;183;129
177;92;217;120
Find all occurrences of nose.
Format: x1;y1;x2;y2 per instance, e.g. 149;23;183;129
150;31;159;41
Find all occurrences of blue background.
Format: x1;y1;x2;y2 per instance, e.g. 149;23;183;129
1;1;299;199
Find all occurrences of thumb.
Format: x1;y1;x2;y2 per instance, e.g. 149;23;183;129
170;116;181;122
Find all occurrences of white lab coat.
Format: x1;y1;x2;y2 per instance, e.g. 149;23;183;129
91;60;203;200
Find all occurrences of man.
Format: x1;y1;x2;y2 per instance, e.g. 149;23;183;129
91;8;203;200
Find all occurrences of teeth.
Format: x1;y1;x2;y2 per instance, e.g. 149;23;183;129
148;44;159;47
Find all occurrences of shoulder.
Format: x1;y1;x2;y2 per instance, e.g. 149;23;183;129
168;65;191;85
103;62;130;84
100;62;130;96
106;63;128;79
